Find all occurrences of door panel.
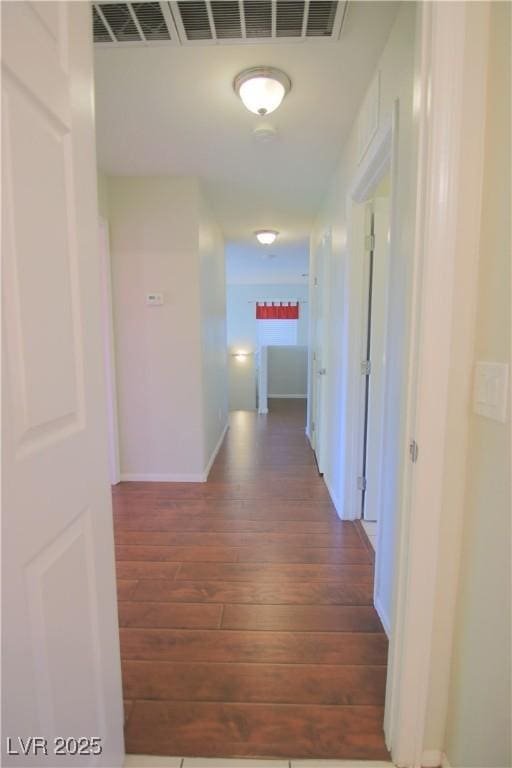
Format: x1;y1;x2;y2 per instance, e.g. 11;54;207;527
364;198;390;522
312;231;330;473
2;3;124;765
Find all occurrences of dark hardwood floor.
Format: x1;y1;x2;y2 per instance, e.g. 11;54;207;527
113;398;389;760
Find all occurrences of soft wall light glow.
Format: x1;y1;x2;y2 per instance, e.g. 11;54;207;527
234;67;291;116
231;349;251;362
255;230;278;245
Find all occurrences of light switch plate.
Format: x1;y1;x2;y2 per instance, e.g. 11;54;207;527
473;361;509;422
146;293;164;306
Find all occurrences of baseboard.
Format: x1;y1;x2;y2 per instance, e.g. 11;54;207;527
374;591;391;637
268;394;307;399
258;408;269;415
415;749;453;767
203;423;229;480
420;752;443;768
324;475;343;519
120;472;205;482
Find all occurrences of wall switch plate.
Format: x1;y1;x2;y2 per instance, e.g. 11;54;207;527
473;362;509;422
146;293;164;306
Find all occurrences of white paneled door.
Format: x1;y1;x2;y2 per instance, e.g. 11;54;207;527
2;3;124;766
363;197;390;522
312;230;331;474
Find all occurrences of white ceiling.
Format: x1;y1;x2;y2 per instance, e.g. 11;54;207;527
94;1;398;283
226;239;309;285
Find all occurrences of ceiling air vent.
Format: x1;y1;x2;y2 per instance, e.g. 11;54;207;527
211;1;242;39
93;1;348;47
276;1;305;38
93;5;112;42
99;3;140;41
306;1;338;36
132;3;171;40
243;1;272;38
177;1;212;40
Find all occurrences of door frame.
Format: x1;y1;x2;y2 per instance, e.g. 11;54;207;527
98;216;121;485
384;3;490;766
309;227;331;471
344;107;397;524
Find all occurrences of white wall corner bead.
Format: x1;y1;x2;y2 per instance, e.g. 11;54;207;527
358;71;381;165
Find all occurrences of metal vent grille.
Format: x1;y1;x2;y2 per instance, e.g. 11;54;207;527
306;1;338;36
93;1;347;46
211;1;241;39
243;0;272;38
132;2;170;39
276;1;305;37
99;3;140;41
177;1;211;40
93;5;112;42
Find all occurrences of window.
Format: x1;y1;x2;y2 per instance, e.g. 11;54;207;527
257;318;298;346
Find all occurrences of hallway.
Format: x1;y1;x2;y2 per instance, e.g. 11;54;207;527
113;400;389;760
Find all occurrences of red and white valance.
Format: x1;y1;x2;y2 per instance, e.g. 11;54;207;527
256;301;300;320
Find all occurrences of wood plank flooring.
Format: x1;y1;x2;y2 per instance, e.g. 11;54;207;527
113;399;389;760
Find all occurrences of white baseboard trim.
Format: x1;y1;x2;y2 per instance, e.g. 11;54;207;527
421;750;444;768
202;423;229;480
120;472;205;482
268;394;307;399
324;475;344;519
119;424;229;485
374;591;391;637
258;408;269;415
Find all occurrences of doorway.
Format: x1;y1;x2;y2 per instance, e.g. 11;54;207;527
359;176;391;525
98;217;121;486
310;228;331;474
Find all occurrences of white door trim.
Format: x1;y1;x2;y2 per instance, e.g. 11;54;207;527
258;345;268;414
384;3;490;765
99;216;121;485
344;107;396;523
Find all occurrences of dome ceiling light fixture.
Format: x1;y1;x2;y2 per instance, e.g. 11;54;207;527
234;67;291;116
255;230;279;245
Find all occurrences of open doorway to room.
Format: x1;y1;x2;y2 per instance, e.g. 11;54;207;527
98;215;121;486
309;227;331;475
226;239;310;429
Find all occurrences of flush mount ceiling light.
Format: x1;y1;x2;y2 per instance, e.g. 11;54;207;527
255;230;279;245
234;67;291;116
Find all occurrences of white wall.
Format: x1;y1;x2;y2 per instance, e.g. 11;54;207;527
97;170;109;219
268;346;308;398
228;354;256;411
309;2;417;634
105;176;226;481
198;190;229;466
442;5;511;765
